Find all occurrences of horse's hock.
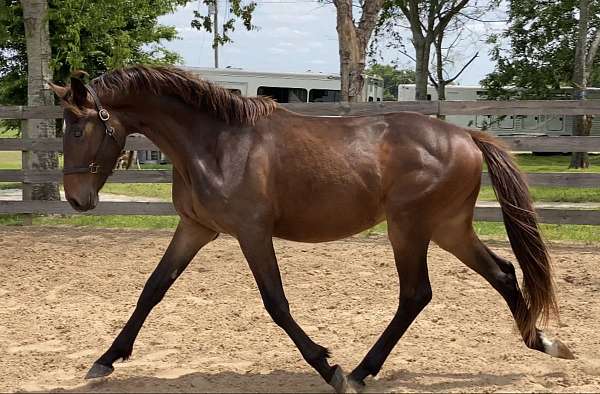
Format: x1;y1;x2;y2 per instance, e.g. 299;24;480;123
1;225;599;392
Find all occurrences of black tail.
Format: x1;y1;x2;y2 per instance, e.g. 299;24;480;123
470;131;558;345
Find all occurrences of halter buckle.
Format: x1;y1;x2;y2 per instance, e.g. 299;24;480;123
99;108;110;121
89;163;100;174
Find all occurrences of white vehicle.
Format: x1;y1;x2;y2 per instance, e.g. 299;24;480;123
398;84;600;136
183;67;384;103
137;68;385;163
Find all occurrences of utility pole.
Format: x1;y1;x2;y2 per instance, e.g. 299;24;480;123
208;0;219;68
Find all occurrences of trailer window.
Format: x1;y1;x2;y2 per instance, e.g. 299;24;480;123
521;115;539;130
257;86;307;103
309;89;340;102
498;115;515;130
544;115;564;132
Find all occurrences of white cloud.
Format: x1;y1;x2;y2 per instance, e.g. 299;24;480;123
158;2;500;82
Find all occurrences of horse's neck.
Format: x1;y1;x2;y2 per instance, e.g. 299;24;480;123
119;95;229;190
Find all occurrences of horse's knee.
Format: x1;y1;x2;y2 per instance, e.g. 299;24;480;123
400;283;432;316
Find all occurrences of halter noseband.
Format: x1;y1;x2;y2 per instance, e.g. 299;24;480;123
62;84;120;176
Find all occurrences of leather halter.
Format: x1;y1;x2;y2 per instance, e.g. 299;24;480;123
62;84;120;176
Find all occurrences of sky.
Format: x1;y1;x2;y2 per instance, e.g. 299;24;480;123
158;1;507;86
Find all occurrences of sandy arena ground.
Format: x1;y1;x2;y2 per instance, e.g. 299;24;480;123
0;226;599;393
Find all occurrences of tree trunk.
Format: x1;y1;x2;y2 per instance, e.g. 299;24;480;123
334;0;383;102
569;0;590;169
338;33;364;102
335;0;364;102
414;39;431;101
21;0;59;200
434;34;446;119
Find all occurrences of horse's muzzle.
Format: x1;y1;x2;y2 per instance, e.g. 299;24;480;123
66;192;98;212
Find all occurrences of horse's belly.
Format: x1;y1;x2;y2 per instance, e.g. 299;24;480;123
273;188;385;242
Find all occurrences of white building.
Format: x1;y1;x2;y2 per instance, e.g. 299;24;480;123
398;84;600;136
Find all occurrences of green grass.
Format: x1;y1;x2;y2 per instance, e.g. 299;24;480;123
514;153;600;173
367;221;600;243
0;151;21;169
1;215;597;243
1;153;598;243
102;183;172;200
478;185;600;203
0;214;179;229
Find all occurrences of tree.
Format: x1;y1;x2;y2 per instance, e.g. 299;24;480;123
1;0;188;199
20;0;58;201
428;18;479;103
483;0;600;168
373;0;498;101
333;0;385;102
374;0;470;100
367;63;415;100
1;0;188;109
570;0;600;168
191;0;257;63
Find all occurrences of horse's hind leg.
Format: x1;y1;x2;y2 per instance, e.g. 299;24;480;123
349;217;432;388
86;221;218;378
433;221;574;359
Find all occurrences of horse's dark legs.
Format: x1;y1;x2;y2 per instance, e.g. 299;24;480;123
238;234;345;391
436;229;574;359
349;221;432;387
86;222;217;378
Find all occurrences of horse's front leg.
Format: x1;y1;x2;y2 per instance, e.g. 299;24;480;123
86;221;218;378
238;232;348;393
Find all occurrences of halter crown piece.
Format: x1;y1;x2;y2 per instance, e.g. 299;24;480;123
62;84;120;175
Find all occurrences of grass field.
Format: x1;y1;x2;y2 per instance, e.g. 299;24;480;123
0;214;598;243
0;151;598;243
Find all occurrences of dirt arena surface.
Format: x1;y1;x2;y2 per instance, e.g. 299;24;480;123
1;226;599;393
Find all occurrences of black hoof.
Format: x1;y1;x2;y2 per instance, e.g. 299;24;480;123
85;362;114;379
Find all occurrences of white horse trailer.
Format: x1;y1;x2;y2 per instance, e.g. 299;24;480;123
137;68;384;164
398;84;600;137
184;67;385;103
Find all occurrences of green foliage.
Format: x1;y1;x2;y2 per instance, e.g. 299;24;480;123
191;0;257;48
482;0;600;99
0;0;189;111
366;63;415;100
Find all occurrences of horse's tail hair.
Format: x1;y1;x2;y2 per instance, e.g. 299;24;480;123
470;130;558;345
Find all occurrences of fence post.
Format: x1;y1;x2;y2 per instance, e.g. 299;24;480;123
21;117;33;225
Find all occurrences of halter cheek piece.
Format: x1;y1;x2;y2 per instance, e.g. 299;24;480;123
62;84;121;176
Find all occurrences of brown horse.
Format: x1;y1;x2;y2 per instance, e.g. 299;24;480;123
49;66;573;393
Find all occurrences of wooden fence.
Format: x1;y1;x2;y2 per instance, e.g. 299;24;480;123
1;101;599;225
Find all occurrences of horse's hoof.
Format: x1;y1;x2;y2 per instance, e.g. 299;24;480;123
85;362;114;379
540;333;575;359
347;376;365;393
329;365;351;393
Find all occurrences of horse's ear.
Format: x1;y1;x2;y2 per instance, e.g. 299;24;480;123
47;82;69;100
70;74;89;108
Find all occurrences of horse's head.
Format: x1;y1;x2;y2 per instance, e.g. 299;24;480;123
49;75;126;211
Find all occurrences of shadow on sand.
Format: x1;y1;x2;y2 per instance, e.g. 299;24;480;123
44;369;525;393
